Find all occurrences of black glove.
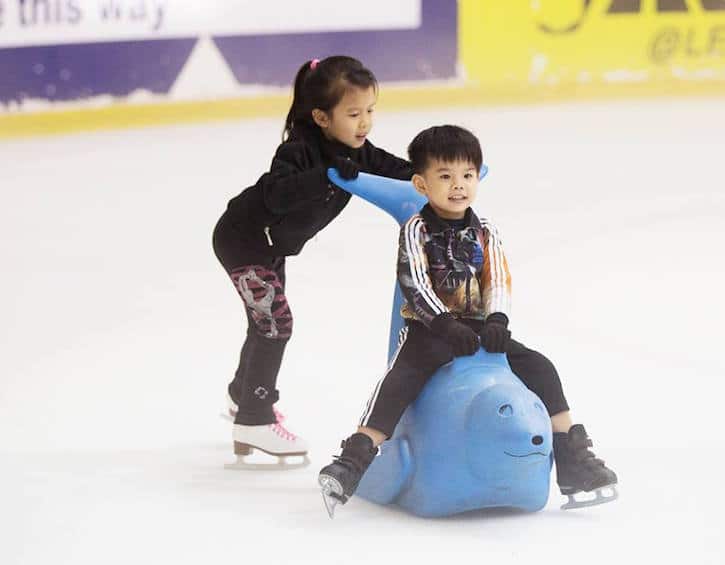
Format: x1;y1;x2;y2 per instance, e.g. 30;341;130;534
430;313;479;357
334;156;360;180
480;313;511;353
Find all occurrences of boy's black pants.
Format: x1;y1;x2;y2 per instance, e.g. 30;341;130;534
359;320;570;437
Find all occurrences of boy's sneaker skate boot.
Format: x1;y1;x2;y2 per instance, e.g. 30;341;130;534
318;433;378;518
553;424;618;510
226;407;309;471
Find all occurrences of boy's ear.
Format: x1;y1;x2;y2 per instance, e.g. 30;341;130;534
412;174;427;196
311;109;329;128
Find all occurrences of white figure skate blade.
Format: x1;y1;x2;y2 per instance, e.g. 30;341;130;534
318;475;344;519
224;451;310;471
561;484;619;510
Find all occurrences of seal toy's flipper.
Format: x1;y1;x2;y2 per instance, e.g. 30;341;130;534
327;170;425;226
327;166;488;227
356;437;413;505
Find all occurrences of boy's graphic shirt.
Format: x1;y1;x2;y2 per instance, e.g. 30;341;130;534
398;204;511;325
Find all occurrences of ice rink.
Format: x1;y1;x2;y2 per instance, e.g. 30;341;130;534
2;98;724;564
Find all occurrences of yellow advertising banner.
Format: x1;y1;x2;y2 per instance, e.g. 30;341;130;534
460;0;725;98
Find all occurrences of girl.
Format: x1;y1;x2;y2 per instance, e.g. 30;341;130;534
213;56;412;466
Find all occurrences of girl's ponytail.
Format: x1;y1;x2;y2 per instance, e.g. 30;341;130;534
283;60;314;141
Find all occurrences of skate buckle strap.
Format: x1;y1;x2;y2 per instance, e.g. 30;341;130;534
331;454;361;474
570;435;593;450
570;432;606;467
573;448;606;467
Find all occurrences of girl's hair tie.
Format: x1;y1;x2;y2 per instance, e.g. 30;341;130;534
310;58;320;70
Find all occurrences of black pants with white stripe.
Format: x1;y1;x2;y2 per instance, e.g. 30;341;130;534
359;320;570;437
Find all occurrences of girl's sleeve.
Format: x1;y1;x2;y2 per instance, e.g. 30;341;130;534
396;216;449;327
259;141;329;214
366;144;413;180
480;221;512;318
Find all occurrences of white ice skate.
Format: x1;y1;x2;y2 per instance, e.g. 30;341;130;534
224;402;310;471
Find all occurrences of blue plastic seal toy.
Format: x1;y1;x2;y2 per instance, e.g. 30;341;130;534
327;167;552;517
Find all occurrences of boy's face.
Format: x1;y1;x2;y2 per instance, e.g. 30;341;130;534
313;86;376;149
412;158;479;220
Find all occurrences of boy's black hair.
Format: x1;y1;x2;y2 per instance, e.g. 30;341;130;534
407;125;483;174
283;56;378;141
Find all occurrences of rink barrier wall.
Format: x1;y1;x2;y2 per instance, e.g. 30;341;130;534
0;0;457;138
2;0;725;138
2;79;725;139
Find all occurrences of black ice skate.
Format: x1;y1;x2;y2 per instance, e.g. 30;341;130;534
318;433;378;518
553;424;618;510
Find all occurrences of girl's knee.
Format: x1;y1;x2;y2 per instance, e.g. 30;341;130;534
232;265;293;339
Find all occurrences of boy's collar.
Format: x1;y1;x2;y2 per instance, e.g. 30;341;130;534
420;203;480;233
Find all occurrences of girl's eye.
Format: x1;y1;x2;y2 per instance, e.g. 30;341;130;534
464;173;474;179
349;113;360;118
440;174;450;180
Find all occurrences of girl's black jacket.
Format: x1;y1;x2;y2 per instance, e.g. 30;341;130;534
215;123;412;263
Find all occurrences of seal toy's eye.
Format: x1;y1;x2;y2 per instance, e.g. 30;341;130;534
534;402;545;413
498;404;513;417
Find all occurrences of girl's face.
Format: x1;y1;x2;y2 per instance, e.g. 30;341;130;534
314;86;377;148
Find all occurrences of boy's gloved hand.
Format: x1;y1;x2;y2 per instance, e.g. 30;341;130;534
480;313;511;353
430;313;479;357
334;156;361;180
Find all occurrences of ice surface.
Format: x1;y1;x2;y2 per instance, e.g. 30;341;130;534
1;98;724;564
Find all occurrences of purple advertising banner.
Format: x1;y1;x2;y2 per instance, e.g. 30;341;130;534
0;39;197;105
213;0;457;85
0;0;456;107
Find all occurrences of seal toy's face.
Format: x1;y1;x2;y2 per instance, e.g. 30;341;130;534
464;382;552;483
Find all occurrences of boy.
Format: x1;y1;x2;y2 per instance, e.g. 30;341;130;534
318;125;617;515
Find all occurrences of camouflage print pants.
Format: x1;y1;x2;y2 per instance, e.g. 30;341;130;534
227;258;293;425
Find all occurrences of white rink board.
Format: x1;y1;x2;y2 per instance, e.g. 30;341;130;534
0;0;421;47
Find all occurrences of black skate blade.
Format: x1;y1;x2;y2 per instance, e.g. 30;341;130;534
318;475;346;519
561;484;618;510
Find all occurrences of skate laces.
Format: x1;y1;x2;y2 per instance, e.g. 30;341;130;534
270;408;296;441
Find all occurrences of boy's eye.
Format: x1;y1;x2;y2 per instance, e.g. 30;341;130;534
439;174;451;180
464;173;474;179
